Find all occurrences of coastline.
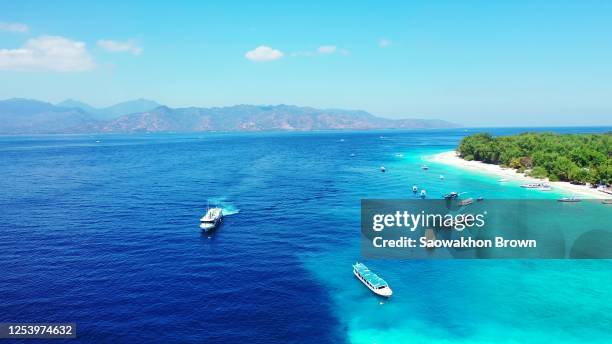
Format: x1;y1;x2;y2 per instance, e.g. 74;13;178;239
427;151;609;199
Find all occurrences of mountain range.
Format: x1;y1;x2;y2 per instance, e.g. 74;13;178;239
0;98;459;134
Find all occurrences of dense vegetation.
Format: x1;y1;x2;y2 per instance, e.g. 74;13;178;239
457;132;612;185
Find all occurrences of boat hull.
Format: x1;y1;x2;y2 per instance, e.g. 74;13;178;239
353;269;392;297
200;217;223;232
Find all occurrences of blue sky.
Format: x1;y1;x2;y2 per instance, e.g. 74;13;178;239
0;0;611;126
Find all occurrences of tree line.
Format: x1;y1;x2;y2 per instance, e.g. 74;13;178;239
457;132;611;185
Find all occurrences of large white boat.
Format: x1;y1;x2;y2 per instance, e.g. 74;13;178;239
521;182;549;189
353;262;392;297
558;196;581;203
200;207;223;231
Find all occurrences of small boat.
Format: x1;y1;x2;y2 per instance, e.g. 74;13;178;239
200;207;224;231
477;196;484;202
498;178;509;182
444;192;459;200
521;182;549;189
412;185;418;193
395;153;403;157
602;199;612;204
538;186;552;191
459;198;474;206
558;197;581;203
353;263;392;297
420;189;427;198
421;165;429;170
380;166;386;173
350;153;355;157
439;175;445;180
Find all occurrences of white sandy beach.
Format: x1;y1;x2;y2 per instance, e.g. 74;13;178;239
427;151;610;199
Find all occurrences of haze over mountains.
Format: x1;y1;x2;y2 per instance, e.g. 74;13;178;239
0;98;459;134
57;99;162;121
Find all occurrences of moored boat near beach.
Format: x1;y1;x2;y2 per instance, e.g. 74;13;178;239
444;192;459;199
459;198;473;206
558;197;581;203
521;182;550;189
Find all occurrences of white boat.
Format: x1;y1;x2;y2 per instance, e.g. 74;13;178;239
353;263;392;297
412;185;418;193
538;186;552;191
459;198;474;206
498;178;509;182
380;166;386;172
420;189;427;198
444;191;459;199
421;165;429;170
439;175;445;180
200;207;223;231
521;182;550;189
558;196;581;203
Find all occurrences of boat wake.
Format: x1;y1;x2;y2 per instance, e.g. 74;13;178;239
207;197;240;216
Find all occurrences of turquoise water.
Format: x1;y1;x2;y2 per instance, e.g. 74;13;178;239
302;141;612;343
0;128;610;343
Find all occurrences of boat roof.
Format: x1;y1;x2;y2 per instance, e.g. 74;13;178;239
353;263;388;288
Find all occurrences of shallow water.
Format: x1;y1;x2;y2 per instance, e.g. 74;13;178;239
0;127;610;343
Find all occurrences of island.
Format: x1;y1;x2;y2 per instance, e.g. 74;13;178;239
429;132;611;199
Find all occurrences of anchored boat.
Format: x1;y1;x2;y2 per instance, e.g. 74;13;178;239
521;182;550;189
353;262;392;297
558;197;581;203
444;191;459;199
459;197;474;206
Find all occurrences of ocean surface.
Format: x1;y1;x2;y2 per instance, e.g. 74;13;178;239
1;127;611;343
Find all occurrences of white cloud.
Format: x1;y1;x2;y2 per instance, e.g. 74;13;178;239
379;38;392;47
245;45;283;62
0;35;94;72
317;45;337;54
97;39;142;55
0;22;29;33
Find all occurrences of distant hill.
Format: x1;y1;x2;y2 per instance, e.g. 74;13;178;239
101;105;459;133
0;98;100;134
57;98;161;121
0;99;459;134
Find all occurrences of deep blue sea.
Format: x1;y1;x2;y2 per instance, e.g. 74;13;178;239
1;127;611;343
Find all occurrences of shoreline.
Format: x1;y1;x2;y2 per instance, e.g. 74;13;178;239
427;151;609;199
